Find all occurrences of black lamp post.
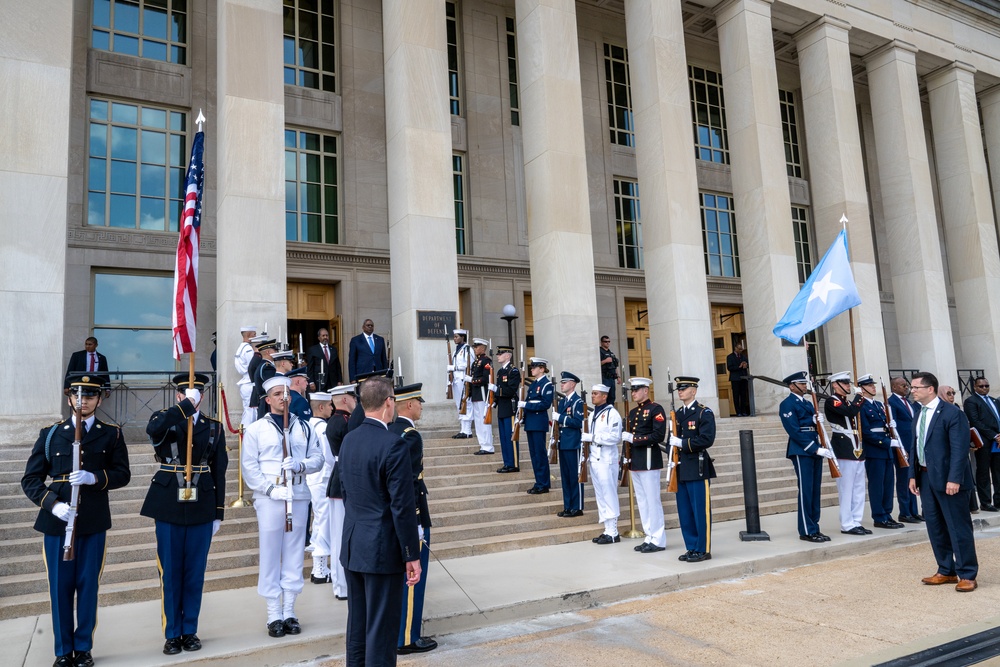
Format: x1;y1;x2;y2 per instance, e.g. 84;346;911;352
501;304;518;350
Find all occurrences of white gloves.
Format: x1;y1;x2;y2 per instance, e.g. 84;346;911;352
890;439;902;449
581;432;594;443
418;525;425;542
269;486;293;501
69;470;97;486
212;519;221;537
816;414;826;424
281;457;304;473
669;434;683;449
517;401;526;409
52;502;76;522
816;447;835;459
621;432;634;443
447;364;455;372
488;383;498;393
888;419;897;429
185;388;202;405
548;438;555;447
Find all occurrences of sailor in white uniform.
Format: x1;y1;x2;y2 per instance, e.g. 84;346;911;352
583;384;622;544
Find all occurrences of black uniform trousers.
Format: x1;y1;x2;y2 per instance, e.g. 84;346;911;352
155;520;213;638
345;568;405;667
44;531;106;657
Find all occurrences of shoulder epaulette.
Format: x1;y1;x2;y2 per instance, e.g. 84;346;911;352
403;426;417;433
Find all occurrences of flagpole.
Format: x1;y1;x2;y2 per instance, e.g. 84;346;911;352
184;352;195;489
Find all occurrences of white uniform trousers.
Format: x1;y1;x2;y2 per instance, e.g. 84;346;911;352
471;401;494;452
589;447;620;535
452;380;473;435
835;459;867;531
631;469;666;547
328;497;347;598
254;497;309;599
307;482;331;558
239;383;256;426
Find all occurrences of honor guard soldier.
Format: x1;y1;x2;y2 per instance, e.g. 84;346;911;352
825;371;869;536
520;358;554;494
235;326;257;426
326;384;357;600
554;372;585;517
468;338;495;455
781;371;835;542
242;375;325;638
284;366;313;421
667;376;716;562
583;384;622;543
248;337;278;420
494;346;521;473
623;378;667;553
143;373;227;655
389;384;438;656
858;374;905;529
448;329;474;439
22;376;131;667
307;392;334;585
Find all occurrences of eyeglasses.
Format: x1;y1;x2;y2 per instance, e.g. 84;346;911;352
911;384;930;390
977;384;990;389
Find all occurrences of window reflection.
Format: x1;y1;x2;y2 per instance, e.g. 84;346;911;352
94;273;175;373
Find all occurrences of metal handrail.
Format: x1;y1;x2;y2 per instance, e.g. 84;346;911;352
66;370;218;428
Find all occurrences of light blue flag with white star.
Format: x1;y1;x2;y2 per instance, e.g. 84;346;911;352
773;228;861;344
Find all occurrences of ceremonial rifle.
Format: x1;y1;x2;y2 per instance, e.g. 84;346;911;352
807;373;841;479
619;380;632;488
484;339;495;426
549;384;561;465
459;352;471;415
298;333;306;367
63;385;83;561
512;345;526;443
578;390;590;484
665;370;680;494
281;385;293;532
446;336;455;400
881;379;909;468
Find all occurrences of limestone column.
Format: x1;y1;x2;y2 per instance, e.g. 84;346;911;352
864;42;957;381
383;0;460;405
795;17;888;378
514;0;600;384
982;86;1000;245
624;0;717;407
216;0;287;403
0;1;72;442
716;0;805;410
925;63;1000;381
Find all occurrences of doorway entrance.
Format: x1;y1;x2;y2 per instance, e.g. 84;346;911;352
624;299;654;401
711;305;745;417
287;282;341;378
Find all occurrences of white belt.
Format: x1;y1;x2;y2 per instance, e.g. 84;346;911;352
870;427;885;433
830;424;858;446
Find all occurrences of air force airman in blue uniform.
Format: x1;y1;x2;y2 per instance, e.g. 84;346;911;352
521;358;554;494
555;372;585;516
858;374;905;529
667;376;716;563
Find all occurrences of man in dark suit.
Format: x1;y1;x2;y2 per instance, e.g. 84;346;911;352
963;376;1000;511
306;328;343;391
339;376;421;666
143;373;227;655
347;319;388;382
64;337;109;388
726;341;750;416
889;376;922;522
908;371;978;592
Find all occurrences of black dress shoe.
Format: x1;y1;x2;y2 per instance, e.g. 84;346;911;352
526;487;549;494
898;515;920;524
497;466;520;473
915;515;924;522
53;657;74;667
283;617;301;635
451;433;470;439
474;450;494;455
815;532;831;541
593;534;620;545
181;634;202;652
335;594;347;601
566;509;583;517
639;543;665;553
267;620;286;637
982;504;998;512
74;651;94;667
841;526;867;535
799;534;825;543
557;510;568;517
678;550;692;561
634;543;646;552
686;551;712;563
862;527;873;534
398;637;439;654
163;637;183;655
311;573;331;584
874;521;902;529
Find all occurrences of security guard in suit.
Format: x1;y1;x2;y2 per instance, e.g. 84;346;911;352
858;374;905;529
494;346;521;473
780;371;835;543
143;373;227;655
555;372;585;517
825;371;868;536
520;358;554;494
22;376;131;667
623;377;667;553
389;383;438;656
667;376;716;563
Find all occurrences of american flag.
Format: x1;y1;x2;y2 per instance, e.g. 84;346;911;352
172;130;205;360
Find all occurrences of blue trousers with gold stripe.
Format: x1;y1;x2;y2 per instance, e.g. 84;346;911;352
676;479;712;554
398;528;430;647
43;531;106;657
155;521;213;639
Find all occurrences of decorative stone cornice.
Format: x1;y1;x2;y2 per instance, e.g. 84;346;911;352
67;227;217;254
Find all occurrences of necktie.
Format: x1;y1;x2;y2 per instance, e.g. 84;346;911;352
89;353;95;372
983;394;1000;426
368;335;374;354
917;406;929;465
323;345;329;362
904;398;913;418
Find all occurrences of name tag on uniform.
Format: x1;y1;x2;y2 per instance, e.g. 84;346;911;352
177;487;199;502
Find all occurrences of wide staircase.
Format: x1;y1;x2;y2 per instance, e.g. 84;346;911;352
0;415;837;620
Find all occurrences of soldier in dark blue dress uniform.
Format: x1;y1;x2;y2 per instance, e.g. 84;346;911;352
780;371;835;543
494;346;521;473
143;373;227;655
667;376;716;562
248;337;277;419
520;358;553;494
22;376;131;667
284;366;313;421
858;374;905;529
555;372;585;517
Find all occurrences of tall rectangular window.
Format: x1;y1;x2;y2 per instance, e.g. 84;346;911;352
92;0;187;64
780;89;803;178
791;206;813;284
87;99;187;230
604;44;635;147
283;0;336;92
454;154;467;255
446;2;462;115
285;130;340;244
689;66;729;164
615;179;642;269
506;17;520;127
701;192;739;277
93;271;175;372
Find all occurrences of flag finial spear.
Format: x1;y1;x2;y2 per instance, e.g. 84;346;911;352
840;213;848;229
195;109;206;133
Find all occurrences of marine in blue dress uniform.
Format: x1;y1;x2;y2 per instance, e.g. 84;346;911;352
555;372;585;516
494;346;521;473
520;358;554;494
389;383;439;656
22;376;131;667
667;376;716;562
858;374;905;528
779;371;834;542
143;373;227;655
